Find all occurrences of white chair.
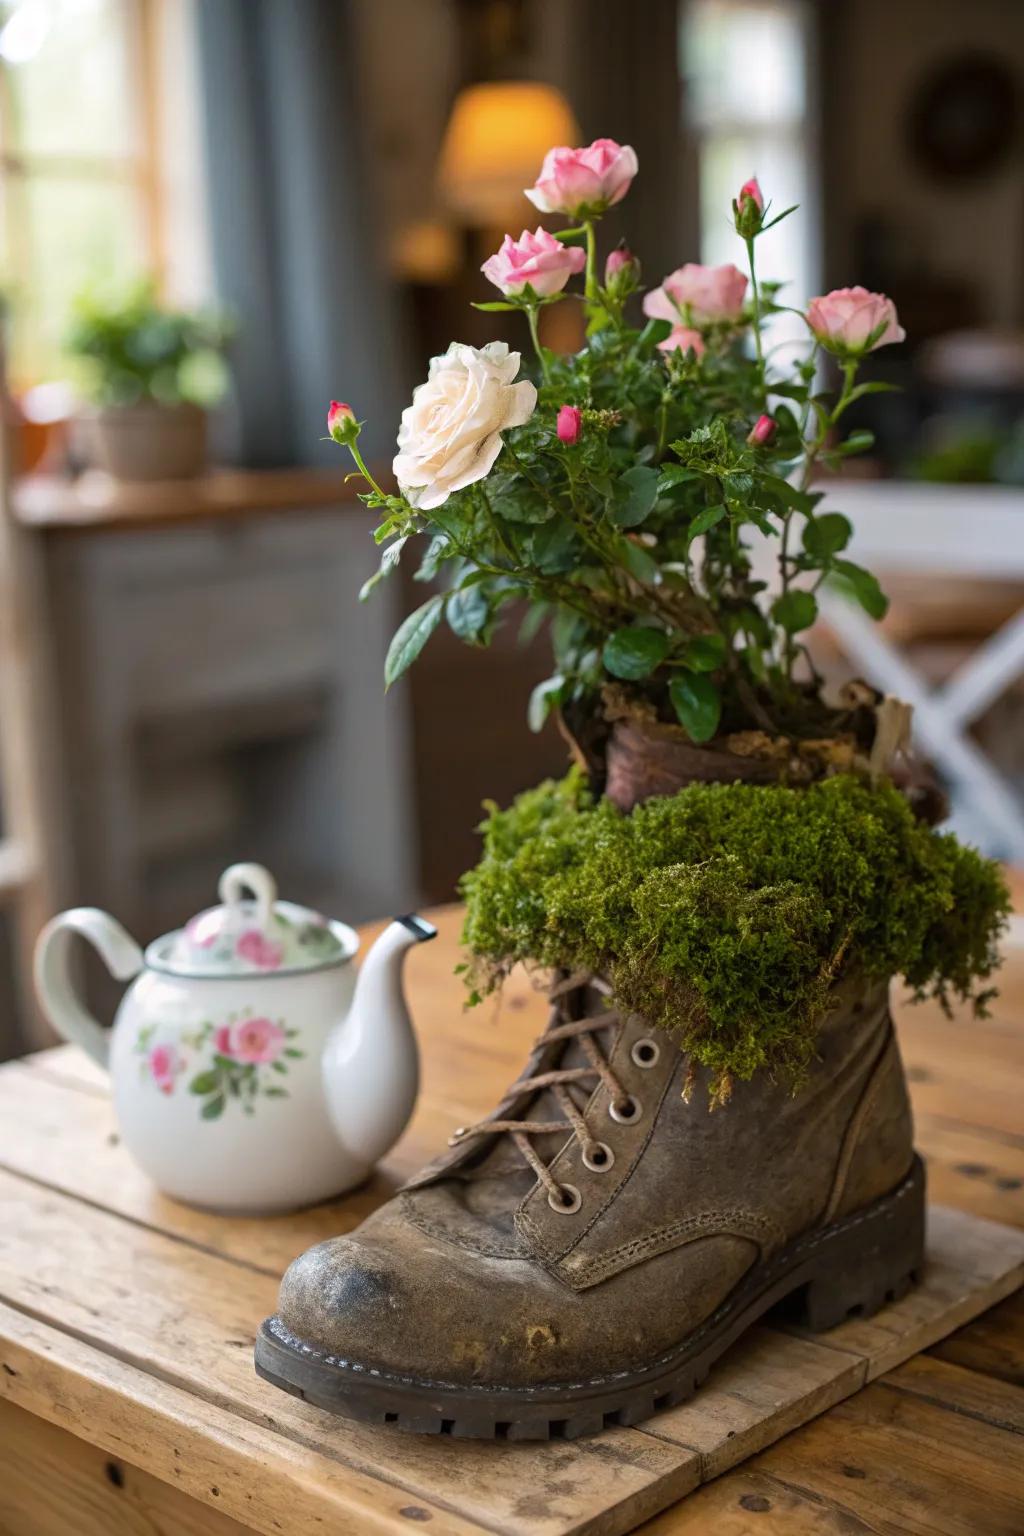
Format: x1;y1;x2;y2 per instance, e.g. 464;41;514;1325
816;480;1024;860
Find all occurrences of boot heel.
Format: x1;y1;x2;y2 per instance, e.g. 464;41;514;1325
792;1156;925;1333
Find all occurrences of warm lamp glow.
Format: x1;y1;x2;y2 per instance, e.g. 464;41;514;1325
438;81;582;224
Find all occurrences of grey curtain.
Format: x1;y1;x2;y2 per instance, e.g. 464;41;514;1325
566;0;697;287
196;0;407;466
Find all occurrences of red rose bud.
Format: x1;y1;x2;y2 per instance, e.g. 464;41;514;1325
557;405;582;445
739;177;764;213
747;413;777;447
327;400;359;445
604;243;640;291
734;176;764;239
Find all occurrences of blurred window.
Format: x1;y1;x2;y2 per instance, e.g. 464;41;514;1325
681;0;818;340
0;0;157;385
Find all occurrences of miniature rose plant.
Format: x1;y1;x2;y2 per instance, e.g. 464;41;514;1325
331;143;906;747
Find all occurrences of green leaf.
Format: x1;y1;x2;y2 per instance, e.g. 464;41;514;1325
530;518;577;573
284;1047;304;1059
384;594;444;688
359;535;407;601
447;583;490;642
772;589;819;633
263;1086;289;1098
200;1094;225;1120
188;1069;221;1095
610;465;659;528
658;465;700;490
802;513;852;559
683;633;727;671
470;300;519;312
835;429;875;456
669;673;721;742
619;538;660;584
688;503;726;539
831;559;889;620
527;673;564;732
603;627;671;681
638;318;672;349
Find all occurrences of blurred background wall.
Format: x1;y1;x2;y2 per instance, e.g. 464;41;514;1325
0;0;1020;1055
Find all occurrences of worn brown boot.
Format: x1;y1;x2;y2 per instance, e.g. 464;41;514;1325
256;967;924;1439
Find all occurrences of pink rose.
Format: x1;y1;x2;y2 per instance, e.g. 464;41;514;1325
643;264;748;326
481;228;585;298
747;413;777;446
739;177;764;213
217;1016;285;1065
525;138;638;217
149;1043;181;1095
556;405;582;445
236;929;284;970
658;326;706;358
327;401;359;445
805;288;905;355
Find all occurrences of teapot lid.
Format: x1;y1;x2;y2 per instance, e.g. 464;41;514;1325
149;863;357;978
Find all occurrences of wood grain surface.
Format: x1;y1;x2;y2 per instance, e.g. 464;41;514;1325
0;904;1021;1536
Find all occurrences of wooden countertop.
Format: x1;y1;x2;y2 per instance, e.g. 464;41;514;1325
11;467;366;532
0;905;1022;1535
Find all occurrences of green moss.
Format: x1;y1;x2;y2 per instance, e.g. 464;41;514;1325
459;771;1010;1086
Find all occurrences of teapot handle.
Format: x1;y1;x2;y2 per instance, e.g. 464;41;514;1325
33;909;144;1070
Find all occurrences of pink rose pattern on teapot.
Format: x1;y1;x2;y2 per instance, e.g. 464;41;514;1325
136;1010;304;1120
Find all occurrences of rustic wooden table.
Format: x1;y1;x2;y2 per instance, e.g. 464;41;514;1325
1;904;1022;1536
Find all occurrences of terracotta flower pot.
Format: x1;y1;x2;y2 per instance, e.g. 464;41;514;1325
604;715;786;811
82;401;208;482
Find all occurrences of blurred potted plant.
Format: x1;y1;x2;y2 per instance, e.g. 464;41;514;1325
67;282;230;481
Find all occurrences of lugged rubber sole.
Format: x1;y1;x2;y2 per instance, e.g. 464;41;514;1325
254;1155;925;1440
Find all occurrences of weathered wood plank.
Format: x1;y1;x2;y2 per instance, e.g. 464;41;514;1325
644;1327;864;1478
0;1303;481;1536
0;1397;253;1536
0;1170;700;1536
928;1288;1024;1388
643;1363;1024;1535
881;1352;1024;1434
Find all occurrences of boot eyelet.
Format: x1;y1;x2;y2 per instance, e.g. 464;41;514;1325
548;1182;582;1214
630;1038;660;1069
609;1094;642;1125
582;1141;615;1173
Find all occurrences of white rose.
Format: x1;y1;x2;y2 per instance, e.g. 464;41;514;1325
393;341;537;511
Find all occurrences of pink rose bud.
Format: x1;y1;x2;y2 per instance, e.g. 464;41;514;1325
481;227;585;299
557;405;582;445
734;176;765;238
805;287;906;356
658;326;706;358
604;243;640;294
525;138;638;218
739;177;764;213
643;263;748;326
327;400;359;445
747;414;777;447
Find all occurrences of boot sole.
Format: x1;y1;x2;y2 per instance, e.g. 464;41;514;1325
255;1155;925;1440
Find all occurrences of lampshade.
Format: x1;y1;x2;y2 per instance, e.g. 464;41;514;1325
438;81;582;225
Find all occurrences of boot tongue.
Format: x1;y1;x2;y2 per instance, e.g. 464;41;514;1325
411;983;615;1241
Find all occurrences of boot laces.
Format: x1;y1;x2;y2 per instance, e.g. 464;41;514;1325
448;970;628;1210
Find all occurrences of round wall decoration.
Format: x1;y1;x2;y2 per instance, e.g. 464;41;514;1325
909;55;1018;181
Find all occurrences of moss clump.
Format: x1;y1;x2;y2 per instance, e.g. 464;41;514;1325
459;771;1010;1086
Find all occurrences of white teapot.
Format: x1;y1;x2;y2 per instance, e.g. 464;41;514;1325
33;863;435;1212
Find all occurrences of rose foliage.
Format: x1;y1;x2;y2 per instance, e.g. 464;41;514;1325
335;141;906;744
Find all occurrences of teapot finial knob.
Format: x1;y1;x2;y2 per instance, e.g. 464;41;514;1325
218;863;278;931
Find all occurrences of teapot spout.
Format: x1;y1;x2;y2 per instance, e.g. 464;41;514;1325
321;915;436;1167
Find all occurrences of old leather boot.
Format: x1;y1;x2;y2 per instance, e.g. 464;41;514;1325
256;967;924;1439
